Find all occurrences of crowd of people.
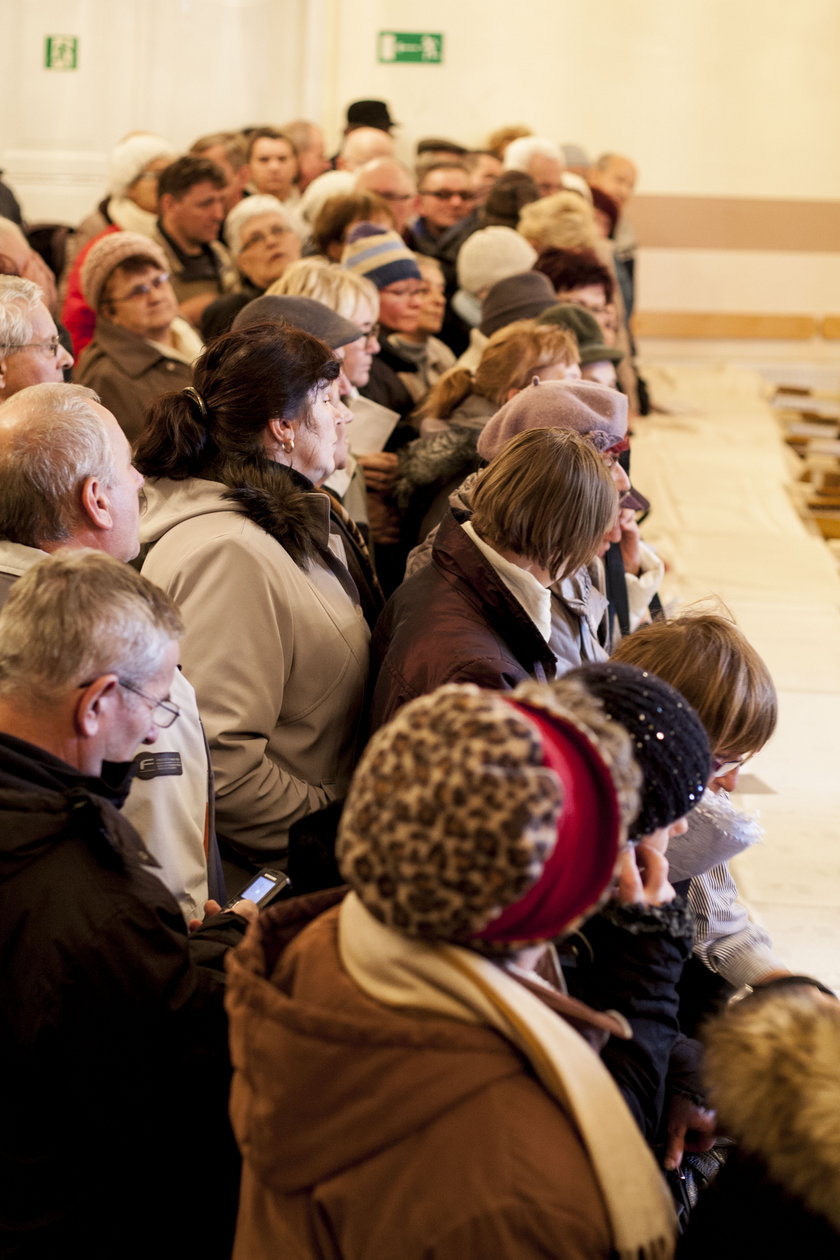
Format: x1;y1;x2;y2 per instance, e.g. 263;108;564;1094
0;99;836;1259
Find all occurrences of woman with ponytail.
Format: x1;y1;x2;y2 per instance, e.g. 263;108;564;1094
396;319;580;547
136;324;370;872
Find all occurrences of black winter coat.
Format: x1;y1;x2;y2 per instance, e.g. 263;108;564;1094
0;733;247;1260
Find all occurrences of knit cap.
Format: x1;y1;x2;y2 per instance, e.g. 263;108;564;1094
568;662;710;839
456;227;538;297
337;682;635;952
81;231;169;311
481;170;540;230
232;294;362;348
341;222;421;290
479;271;555;337
539;303;623;365
477;378;627;461
107;134;177;199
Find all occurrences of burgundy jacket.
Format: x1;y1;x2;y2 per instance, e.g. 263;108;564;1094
370;510;557;730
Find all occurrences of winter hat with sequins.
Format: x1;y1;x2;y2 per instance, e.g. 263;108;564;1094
567;661;710;839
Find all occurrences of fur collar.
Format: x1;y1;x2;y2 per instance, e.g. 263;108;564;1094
704;987;840;1230
221;463;330;569
394;426;480;511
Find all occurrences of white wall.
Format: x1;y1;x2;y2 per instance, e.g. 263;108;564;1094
1;0;328;222
328;0;840;199
3;0;840;316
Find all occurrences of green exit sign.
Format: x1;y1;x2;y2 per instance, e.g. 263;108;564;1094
45;35;78;69
378;31;443;64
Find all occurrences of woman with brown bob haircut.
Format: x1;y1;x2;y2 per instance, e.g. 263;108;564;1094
370;426;617;729
310;191;395;262
136;324;370;872
396;320;581;549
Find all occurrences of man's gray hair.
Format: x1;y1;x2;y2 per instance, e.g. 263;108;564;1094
0;549;183;703
224;194;298;257
503;136;565;173
190;130;247;169
0;276;45;350
0;382;115;547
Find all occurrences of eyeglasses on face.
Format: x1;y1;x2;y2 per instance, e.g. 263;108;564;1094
109;272;171;304
357;323;380;345
1;336;63;358
711;754;749;778
240;224;293;251
118;679;180;728
76;677;180;728
381;285;423;299
420;189;475;202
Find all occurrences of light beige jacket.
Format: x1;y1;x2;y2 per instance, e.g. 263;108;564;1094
141;476;369;864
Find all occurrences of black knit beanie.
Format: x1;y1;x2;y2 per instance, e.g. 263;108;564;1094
568;661;710;839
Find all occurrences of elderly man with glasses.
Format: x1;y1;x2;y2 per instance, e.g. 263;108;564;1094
0;548;256;1260
75;230;202;442
0;381;222;922
0;273;73;399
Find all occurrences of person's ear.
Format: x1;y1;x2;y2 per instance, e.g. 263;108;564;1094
74;674;119;738
265;417;295;458
80;475;113;532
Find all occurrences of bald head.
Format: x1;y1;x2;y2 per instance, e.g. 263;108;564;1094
338;127;395;172
591;154;637;208
354;157;417;232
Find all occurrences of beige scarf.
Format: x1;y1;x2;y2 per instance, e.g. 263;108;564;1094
339;892;676;1260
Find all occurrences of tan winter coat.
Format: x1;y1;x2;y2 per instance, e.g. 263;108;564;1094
226;895;614;1260
140;476;369;864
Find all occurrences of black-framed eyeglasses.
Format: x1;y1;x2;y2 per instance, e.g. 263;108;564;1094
109;272;171;304
420;189;475;202
119;679;180;728
1;336;62;358
359;323;380;346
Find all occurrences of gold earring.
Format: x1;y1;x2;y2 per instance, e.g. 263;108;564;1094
281;435;295;456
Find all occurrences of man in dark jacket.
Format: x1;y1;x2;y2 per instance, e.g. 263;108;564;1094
0;550;255;1260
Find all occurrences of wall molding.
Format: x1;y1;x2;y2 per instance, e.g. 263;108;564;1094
632;195;840;253
633;312;818;340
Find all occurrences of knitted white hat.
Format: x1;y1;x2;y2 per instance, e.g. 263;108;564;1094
107;134;177;199
456;226;537;297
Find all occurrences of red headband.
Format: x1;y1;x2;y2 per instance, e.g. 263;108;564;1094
472;701;622;944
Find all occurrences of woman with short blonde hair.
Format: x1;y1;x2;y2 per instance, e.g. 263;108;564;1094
518;191;598;254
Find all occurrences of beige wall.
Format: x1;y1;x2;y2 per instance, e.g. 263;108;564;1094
3;0;840;322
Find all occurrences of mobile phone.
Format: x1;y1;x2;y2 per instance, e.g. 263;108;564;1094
226;868;291;911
